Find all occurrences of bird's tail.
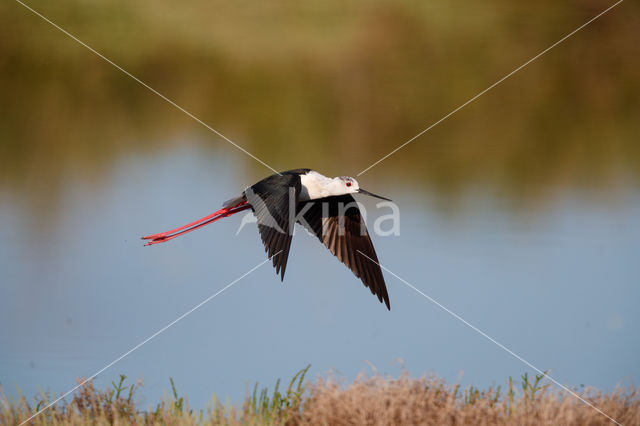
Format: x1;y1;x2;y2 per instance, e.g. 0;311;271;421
222;193;247;209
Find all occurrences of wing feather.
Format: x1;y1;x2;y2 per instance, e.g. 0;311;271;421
246;172;302;280
297;195;390;310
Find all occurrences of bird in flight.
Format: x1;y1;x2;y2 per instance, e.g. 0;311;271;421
142;169;391;310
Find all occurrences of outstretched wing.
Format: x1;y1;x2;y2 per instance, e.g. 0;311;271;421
245;172;302;280
297;195;390;310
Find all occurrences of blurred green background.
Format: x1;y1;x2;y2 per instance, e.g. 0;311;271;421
2;0;638;212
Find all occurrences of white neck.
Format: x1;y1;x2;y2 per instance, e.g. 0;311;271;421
299;171;344;200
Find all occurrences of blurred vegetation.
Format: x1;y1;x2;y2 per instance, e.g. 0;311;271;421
1;0;639;211
2;367;639;425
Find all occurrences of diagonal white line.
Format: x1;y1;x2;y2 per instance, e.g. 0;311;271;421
357;0;624;176
356;250;622;425
13;0;282;176
19;252;281;425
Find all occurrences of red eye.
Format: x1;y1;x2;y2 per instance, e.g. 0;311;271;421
346;182;352;187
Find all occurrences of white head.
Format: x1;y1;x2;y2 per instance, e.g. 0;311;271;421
335;176;360;194
300;171;391;200
331;176;391;200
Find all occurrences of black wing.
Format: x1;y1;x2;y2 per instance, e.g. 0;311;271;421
297;195;390;310
245;171;305;280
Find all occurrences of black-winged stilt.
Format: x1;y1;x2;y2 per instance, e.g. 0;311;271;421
142;169;391;309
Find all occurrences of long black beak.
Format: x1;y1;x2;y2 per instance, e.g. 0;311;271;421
358;188;392;201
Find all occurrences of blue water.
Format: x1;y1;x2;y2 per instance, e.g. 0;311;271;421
1;144;638;409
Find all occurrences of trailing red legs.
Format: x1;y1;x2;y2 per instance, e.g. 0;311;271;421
141;201;250;246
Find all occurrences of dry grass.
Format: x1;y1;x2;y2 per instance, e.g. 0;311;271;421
2;368;638;425
295;371;639;426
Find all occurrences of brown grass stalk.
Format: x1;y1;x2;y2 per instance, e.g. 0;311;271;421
1;368;638;425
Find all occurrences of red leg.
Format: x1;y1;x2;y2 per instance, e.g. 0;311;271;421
142;201;250;245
